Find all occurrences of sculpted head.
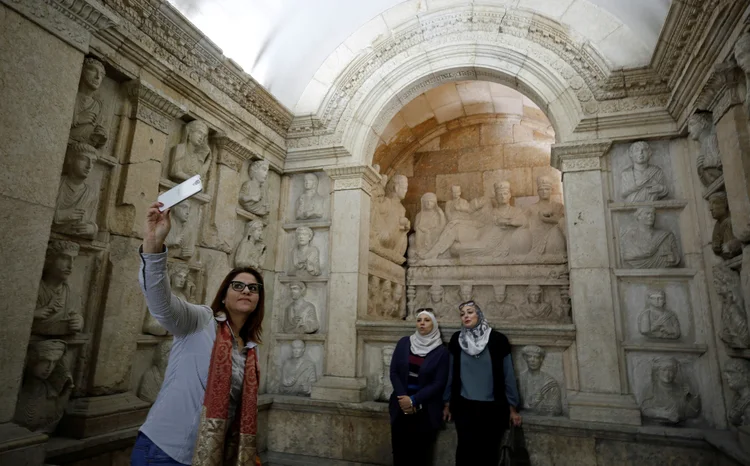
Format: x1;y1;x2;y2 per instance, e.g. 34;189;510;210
459;284;473;303
709;192;729;221
170;263;190;290
245;220;264;241
734;32;750;74
628;141;652;165
723;358;750;392
295;226;313;246
687;112;712;141
647;289;666;309
634;206;656;228
429;284;444;303
382;345;396;367
27;340;66;380
653;357;679;385
249;159;270;183
493;284;507;303
386;175;408;200
451;185;462;200
494;181;512;205
521;345;546;372
80;57;105;91
289;281;306;300
713;264;740;300
536;176;552;200
291;339;306;359
527;285;543;304
421;192;438;211
172;202;190;223
44;240;80;282
184;120;209;148
65;143;97;180
303;173;319;191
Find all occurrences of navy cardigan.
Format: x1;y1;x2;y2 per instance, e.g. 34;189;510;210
389;336;450;431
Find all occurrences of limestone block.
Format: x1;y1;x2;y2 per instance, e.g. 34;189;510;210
433;102;465;124
456;145;505;173
716;105;750;242
615;208;682;269
425;83;461;109
493;97;524;115
464;102;494;115
513;345;565;416
619;281;692;343
325;272;367;378
483;168;533;198
279;280;326;334
435;172;484;202
111;159;162;238
610;140;672;203
414;149;459;175
562;169;609;269
400;94;434;128
480;122;515;146
268;340;323;397
440;125;480;150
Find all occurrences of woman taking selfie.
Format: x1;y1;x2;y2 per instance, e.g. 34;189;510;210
131;202;264;466
443;301;522;466
389;309;449;466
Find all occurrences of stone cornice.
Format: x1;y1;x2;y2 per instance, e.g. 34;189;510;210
212;133;258;172
695;62;745;124
325;165;381;195
2;0;119;52
125;79;187;133
551;141;612;173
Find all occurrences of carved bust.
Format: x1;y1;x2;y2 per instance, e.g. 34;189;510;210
724;358;750;426
620;141;669;202
169;119;211;183
374;345;396;402
519;345;562;416
372;174;410;257
620;207;680;269
239;160;270;216
428;284;452;320
638;289;681;340
458;284;473;305
687;112;723;186
413;192;446;256
53;143;99;238
640;357;701;425
164;202;195;258
527;176;566;255
70;57;107;148
295;173;325;220
445;185;474;222
519;285;552;320
708;192;742;260
137;340;173;403
33;241;84;336
279;340;317;396
232;220;266;269
713;264;750;349
283;282;319;334
14;339;73;433
487;284;517;319
144;263;192;336
292;226;321;276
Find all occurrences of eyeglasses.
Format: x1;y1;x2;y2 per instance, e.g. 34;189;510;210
458;300;476;310
229;281;262;294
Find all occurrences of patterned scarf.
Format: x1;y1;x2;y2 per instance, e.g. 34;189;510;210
458;302;492;356
193;317;261;466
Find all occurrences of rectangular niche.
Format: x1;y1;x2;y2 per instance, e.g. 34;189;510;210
285;227;329;278
612;208;683;269
510;345;568;416
276;279;328;334
268;340;324;396
619;280;695;345
287;172;331;223
609;140;674;203
363;342;401;402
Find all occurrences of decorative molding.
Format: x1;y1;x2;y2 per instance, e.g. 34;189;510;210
695;62;745;123
212;133;258;172
126;79;187;134
551;141;612;172
2;0;118;52
325;165;381;194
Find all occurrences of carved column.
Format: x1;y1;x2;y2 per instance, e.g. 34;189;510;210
551;142;642;425
311;165;380;402
0;0;116;462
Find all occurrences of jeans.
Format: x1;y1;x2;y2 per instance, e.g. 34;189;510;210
131;432;189;466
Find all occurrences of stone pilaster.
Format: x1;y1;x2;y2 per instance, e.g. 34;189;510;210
311;165;380;402
0;0;116;462
551;141;641;426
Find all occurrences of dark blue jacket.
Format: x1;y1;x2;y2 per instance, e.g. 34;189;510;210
389;336;449;431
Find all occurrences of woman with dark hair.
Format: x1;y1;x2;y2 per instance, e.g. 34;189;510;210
388;309;449;466
131;202;264;466
443;301;522;466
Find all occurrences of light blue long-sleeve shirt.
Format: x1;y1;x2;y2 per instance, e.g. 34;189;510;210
443;349;519;407
137;248;257;465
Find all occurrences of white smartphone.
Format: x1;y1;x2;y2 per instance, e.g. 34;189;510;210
158;175;202;212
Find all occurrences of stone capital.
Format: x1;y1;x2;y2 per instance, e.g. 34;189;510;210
1;0;119;53
324;165;381;195
212;133;258;172
126;80;187;134
695;61;745;124
551;140;613;173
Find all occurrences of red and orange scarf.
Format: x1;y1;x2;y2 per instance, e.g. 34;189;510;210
192;318;261;466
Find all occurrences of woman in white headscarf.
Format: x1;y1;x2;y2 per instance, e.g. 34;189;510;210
443;301;523;466
388;309;449;466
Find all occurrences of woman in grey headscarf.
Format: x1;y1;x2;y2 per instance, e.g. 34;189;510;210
443;301;522;466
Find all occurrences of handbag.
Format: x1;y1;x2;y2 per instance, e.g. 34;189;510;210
499;421;515;466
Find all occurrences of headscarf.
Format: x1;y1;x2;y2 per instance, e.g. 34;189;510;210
458;301;492;356
410;309;443;356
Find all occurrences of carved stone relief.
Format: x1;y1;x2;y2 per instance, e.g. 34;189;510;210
239;159;270;216
33;241;84;336
519;346;562;416
373;345;396;402
639;357;701;425
519;285;554;321
619;141;670;202
295;173;326;220
527;177;566;256
457;284;473;306
708;192;742;260
53;143;100;238
231;220;266;269
291;226;321;276
14;339;73;433
735;33;750;117
169;119;212;184
619;207;681;269
413;192;447;258
724;358;750;426
370;174;409;262
487;284;517;319
687;112;723;186
367;275;405;319
426;284;454;320
137;340;173;403
638;288;681;340
283;282;320;334
164;201;197;259
277;340;318;396
70;57;108;148
143;262;194;336
713;264;750;349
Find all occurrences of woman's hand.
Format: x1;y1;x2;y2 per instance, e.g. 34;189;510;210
510;407;522;427
442;403;452;422
397;395;412;411
143;202;171;253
